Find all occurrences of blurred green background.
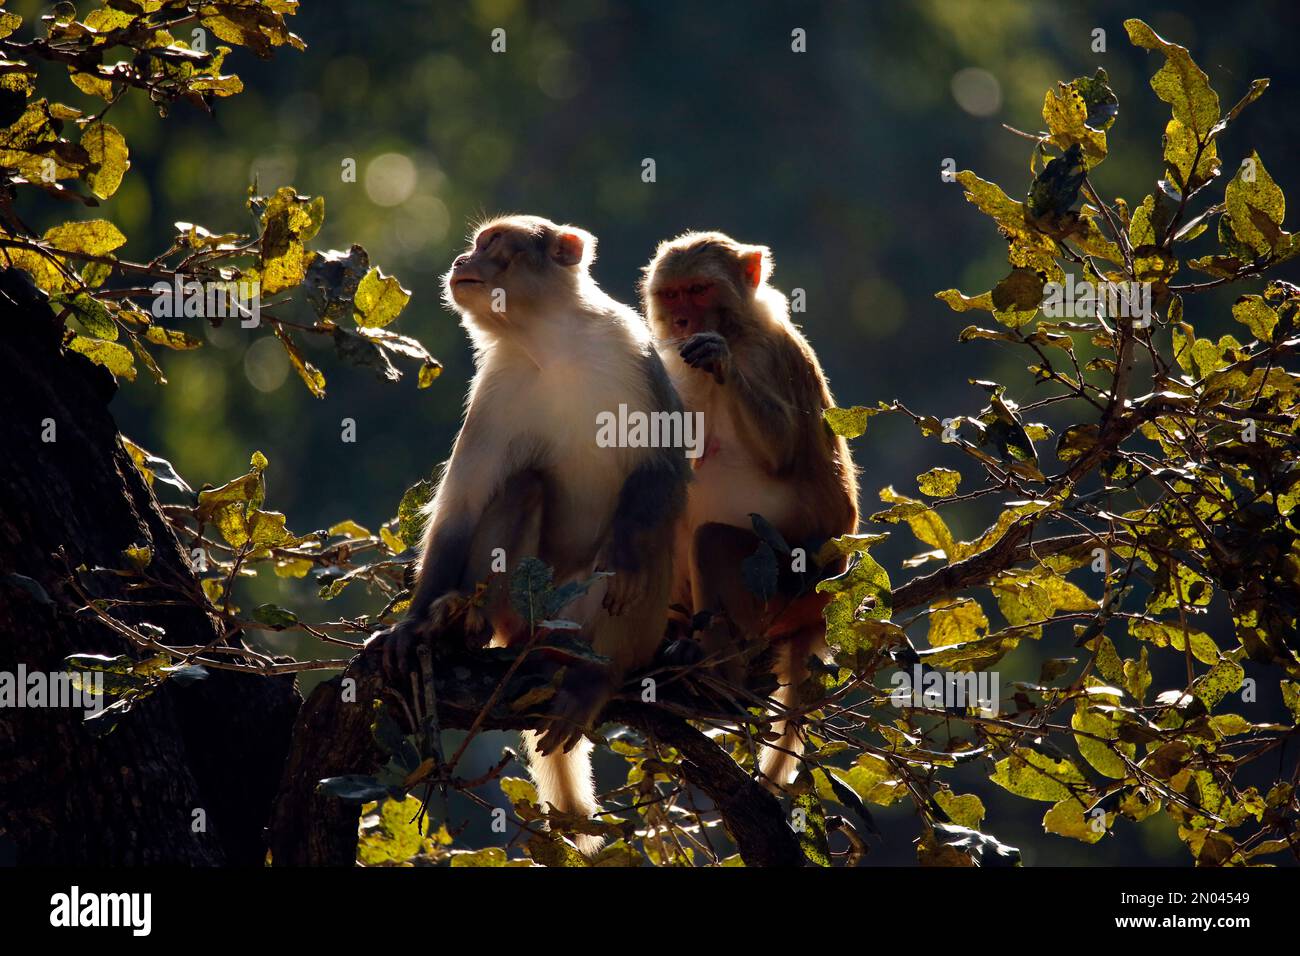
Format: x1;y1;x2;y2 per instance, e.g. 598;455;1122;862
14;0;1300;863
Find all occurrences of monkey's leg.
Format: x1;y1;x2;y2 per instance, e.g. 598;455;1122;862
371;470;545;682
688;521;768;689
463;468;545;645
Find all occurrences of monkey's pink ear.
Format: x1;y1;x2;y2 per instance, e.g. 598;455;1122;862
739;246;771;289
551;228;594;267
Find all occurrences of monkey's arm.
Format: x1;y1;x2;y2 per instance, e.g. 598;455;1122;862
407;429;496;620
535;446;687;756
722;333;826;478
599;447;689;614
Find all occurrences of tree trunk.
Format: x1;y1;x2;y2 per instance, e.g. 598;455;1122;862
0;269;300;865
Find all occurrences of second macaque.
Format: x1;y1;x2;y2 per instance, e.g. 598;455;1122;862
641;231;859;786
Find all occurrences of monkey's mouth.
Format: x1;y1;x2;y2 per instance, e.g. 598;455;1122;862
452;277;485;288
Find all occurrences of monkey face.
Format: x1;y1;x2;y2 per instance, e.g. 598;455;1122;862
643;232;773;343
648;276;721;340
443;216;593;320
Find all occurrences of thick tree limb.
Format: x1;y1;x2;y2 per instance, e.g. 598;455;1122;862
891;532;1099;612
269;643;804;866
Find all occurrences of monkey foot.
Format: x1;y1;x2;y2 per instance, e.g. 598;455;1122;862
425;590;488;636
533;665;611;756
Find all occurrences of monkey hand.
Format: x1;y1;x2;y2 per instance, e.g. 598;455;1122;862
364;618;424;687
594;547;649;617
679;331;730;384
533;663;612;756
365;592;489;686
424;589;489;637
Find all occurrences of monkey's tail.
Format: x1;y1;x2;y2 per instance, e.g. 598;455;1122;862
520;731;605;857
757;627;823;788
757;680;803;788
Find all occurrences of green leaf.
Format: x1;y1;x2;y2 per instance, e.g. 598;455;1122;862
990;749;1090;803
793;788;830;867
144;325;203;350
357;796;438;865
1223;151;1287;257
927;599;987;648
67;334;135;380
499;776;539;806
817;542;891;658
872;486;955;559
80;121;129;199
396;479;433;550
418;361;442;388
1129;618;1219;665
823;405;874;439
257;187;324;295
274;326;326;398
53;292;116;340
1043;798;1106;843
354;267;411;328
252;603;299;628
1072;706;1134;779
1055;423;1099;463
934;791;985;830
1192;659;1244;710
1042;71;1114;163
917;467;960;497
1124;19;1220;140
43;219;127;256
450;848;514;867
329;520;371;540
333;326;399;382
1231;294;1278;342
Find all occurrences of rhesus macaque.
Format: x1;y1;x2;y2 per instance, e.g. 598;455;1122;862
369;215;689;854
641;231;858;786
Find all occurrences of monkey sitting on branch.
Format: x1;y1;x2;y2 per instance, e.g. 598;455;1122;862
641;231;859;787
367;214;689;855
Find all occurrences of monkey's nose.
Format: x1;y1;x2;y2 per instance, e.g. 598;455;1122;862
453;253;471;268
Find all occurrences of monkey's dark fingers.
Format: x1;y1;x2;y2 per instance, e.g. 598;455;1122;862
534;721;573;757
679;339;726;366
601;577;628;616
367;624;409;685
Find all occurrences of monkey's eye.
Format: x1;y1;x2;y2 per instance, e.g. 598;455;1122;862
661;289;678;301
687;283;710;296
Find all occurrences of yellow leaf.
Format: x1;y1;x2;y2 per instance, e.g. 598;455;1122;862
354;267;411;328
67;335;135;380
81;121;129;199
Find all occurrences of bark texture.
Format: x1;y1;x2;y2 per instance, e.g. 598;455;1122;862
0;269;300;865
